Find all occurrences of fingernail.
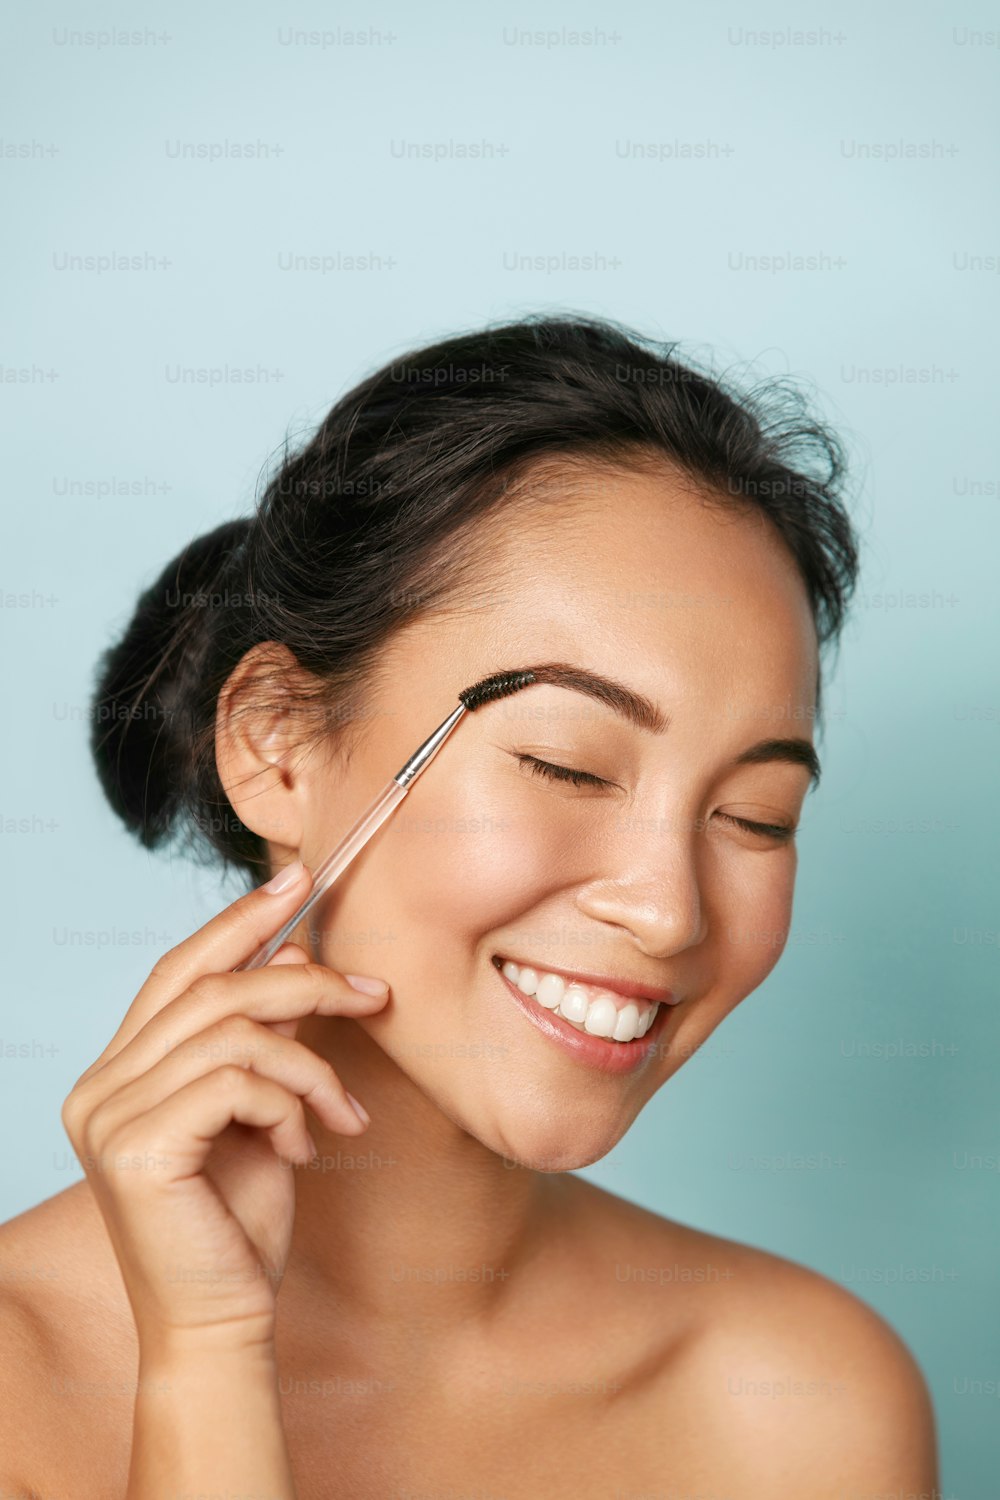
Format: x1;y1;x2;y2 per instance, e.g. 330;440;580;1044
262;859;305;894
346;1092;370;1127
344;973;389;996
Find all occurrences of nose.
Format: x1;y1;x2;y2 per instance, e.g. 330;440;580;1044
572;810;709;958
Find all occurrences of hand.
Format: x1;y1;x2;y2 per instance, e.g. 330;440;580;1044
60;860;390;1357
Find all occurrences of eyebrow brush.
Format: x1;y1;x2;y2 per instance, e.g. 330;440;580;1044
235;669;537;972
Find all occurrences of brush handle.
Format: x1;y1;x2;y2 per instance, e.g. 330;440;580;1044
234;700;470;972
235;779;409;971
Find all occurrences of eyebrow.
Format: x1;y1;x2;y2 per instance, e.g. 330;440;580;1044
512;660;822;789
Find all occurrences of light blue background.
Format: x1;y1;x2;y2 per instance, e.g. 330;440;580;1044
2;2;997;1491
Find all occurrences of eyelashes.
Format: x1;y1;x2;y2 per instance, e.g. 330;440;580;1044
516;752;608;790
514;754;797;844
714;812;797;843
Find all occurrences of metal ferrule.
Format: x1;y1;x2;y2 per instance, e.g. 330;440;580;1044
392;702;468;787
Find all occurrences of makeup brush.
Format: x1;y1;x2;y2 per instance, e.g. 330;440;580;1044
234;669;537;971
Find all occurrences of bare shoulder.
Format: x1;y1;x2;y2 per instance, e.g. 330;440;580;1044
573;1179;938;1493
0;1279;51;1495
0;1182;136;1495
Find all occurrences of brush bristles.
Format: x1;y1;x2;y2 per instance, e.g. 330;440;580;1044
459;669;537;712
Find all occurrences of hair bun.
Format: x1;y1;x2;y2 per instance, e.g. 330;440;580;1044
89;518;251;851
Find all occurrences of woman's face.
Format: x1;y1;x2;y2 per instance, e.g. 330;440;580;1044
290;462;820;1171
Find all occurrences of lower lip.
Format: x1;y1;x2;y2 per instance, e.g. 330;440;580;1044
492;959;669;1076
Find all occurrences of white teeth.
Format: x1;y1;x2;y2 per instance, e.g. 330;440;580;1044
560;984;589;1024
514;964;541;998
500;959;659;1043
613;1002;640;1042
536;972;566;1010
583;996;618;1037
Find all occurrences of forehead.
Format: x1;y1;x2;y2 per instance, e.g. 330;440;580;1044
372;456;822;742
461;459;820;712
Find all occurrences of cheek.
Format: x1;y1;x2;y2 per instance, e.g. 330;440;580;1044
716;848;799;1000
660;850;799;1074
382;760;570;946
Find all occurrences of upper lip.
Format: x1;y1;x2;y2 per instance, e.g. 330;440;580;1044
493;952;676;1006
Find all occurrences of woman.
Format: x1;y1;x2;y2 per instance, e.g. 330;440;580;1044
0;314;937;1496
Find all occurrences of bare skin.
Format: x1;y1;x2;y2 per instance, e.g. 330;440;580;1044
0;1177;935;1497
0;461;937;1496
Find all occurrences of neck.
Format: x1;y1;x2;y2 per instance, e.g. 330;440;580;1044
283;1013;566;1344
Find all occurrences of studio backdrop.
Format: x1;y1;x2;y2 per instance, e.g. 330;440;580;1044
2;3;997;1493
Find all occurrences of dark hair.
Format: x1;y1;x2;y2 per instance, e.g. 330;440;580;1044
90;312;860;888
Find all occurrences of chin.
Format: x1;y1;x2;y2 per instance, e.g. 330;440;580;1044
475;1106;634;1175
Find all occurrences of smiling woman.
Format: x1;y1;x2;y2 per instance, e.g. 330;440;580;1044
0;313;937;1497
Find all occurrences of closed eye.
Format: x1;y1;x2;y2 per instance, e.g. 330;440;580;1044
515;753;611;790
714;812;797;843
515;754;797;842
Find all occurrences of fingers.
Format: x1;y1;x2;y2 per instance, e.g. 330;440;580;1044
82;1016;369;1149
267;944;312;967
94;1068;321;1185
87;863;317;1073
70;960;390;1102
157;861;315;994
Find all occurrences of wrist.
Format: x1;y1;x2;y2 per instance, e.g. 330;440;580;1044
138;1320;279;1377
127;1337;295;1500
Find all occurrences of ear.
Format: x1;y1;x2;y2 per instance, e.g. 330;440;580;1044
214;641;312;857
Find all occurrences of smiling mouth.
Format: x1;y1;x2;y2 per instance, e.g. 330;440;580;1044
491;953;669;1044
